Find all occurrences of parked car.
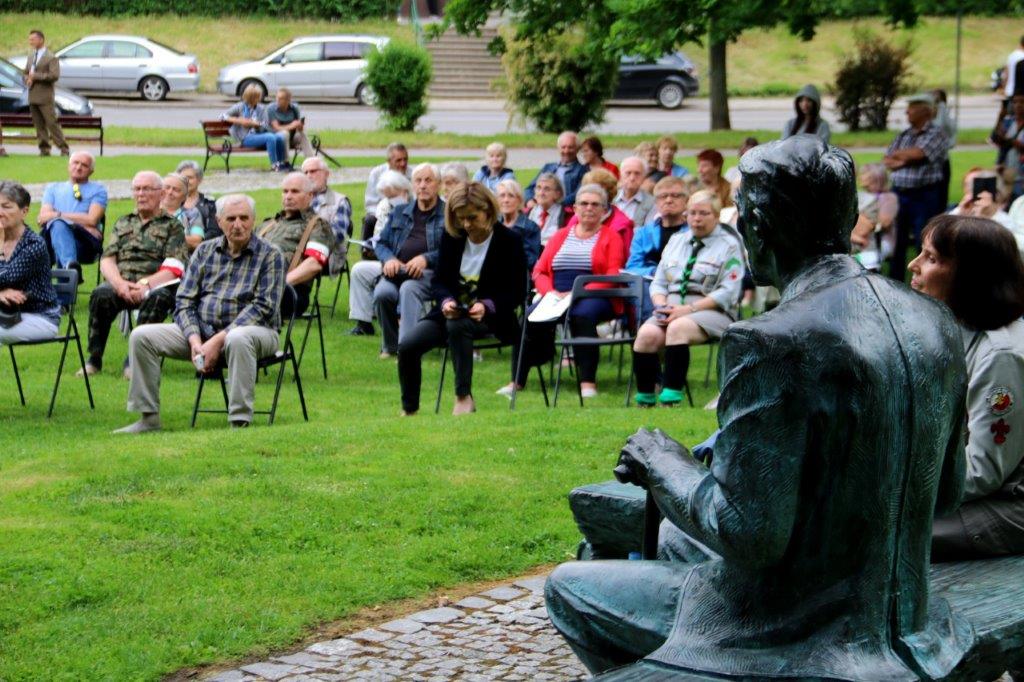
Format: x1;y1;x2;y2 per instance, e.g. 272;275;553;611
0;57;93;115
614;52;699;109
217;35;388;104
10;35;199;101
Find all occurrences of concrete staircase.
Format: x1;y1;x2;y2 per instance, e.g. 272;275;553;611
427;25;505;99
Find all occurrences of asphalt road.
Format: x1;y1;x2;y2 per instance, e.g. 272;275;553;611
90;93;1005;134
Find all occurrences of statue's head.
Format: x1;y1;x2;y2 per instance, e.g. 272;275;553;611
737;136;856;288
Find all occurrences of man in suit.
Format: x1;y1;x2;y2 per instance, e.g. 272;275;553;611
545;137;974;679
24;30;68;157
524;131;586;209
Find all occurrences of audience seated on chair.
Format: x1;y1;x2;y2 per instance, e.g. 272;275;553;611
302;157;352;278
949;167;1024;255
850;162;898;271
525;131;586;209
362;143;410;250
163;173;205;252
114;194;286;433
496;179;541;269
176;160;220;242
472;141;515;192
613;155;656;228
625;176;691;320
696;148;735;210
631;189;744;407
0;181;60;344
37;151;107;273
526;172;567;245
580;135;619;179
566;168;635;261
656;135;689;178
81;171;187;378
906;214;1024;559
257;173;335;319
439;162;469;198
499;183;625;400
398;182;526;415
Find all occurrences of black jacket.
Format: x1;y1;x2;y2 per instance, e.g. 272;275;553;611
427;225;527;343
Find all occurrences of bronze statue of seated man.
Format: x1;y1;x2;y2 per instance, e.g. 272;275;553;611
545;136;977;680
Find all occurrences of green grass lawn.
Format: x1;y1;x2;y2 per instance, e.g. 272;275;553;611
0;148;996;679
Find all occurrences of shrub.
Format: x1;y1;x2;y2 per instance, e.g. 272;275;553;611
500;29;619;134
365;41;432;132
833;30;914;132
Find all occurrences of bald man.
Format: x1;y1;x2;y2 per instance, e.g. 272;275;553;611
80;171;188;378
524;131;586;209
37;151;108;271
613;156;656;227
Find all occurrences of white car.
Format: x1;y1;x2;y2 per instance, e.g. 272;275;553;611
10;35;199;101
217;35;388;104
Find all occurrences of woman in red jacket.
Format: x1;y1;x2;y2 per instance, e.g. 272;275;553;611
498;184;625;399
565;168;635;262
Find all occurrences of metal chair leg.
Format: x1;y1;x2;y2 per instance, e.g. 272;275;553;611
537;365;550;407
47;336;71;418
329;270;345;319
290;342;308;421
269;354;288;426
553;344;566;407
72;321;94;409
191;376;206;427
219;374;229;410
435;346;449;414
9;345;25;406
316;306;327;379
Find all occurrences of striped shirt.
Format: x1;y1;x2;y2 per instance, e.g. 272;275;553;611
552;230;598;272
174;235;286;340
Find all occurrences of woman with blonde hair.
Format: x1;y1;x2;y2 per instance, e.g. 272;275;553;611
397;182;527;415
220;84;289;171
496;178;541;268
473;141;516;192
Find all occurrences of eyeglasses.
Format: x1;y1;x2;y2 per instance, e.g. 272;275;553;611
655;192;686;201
72;183;81;201
575;201;604;209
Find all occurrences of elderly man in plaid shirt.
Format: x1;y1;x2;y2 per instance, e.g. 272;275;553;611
115;194;286;433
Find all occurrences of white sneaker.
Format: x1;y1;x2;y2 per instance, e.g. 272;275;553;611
581;386;598;399
495;384;517;399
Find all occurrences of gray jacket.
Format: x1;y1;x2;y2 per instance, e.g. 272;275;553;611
220;101;269;144
613;189;656;228
781;84;832;143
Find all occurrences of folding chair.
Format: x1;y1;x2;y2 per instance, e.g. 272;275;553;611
296;277;328;379
552;273;643;408
327;256;350;319
7;269;94;417
191;285;308;426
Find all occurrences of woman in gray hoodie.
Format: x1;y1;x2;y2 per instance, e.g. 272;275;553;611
781;84;831;143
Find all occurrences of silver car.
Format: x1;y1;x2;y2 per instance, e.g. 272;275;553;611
217;35;388;104
10;35;199;101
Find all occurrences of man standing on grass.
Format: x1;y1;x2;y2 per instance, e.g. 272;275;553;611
24;29;68;157
115;194;286;433
37;151;107;274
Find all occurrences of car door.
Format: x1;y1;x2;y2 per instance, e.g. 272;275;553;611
55;40;106;90
0;70;22;113
270;41;324;96
102;40;152;92
321;41;363;96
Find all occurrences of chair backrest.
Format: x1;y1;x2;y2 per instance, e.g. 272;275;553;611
51;268;80;309
569;273;643;305
202;120;232;139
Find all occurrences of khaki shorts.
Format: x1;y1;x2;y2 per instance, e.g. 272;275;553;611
643;308;734;339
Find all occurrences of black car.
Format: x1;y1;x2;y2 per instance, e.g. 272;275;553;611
0;57;94;116
614;52;699;109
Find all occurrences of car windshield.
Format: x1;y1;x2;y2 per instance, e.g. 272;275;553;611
264;41;295;61
145;38;185;55
0;58;25;81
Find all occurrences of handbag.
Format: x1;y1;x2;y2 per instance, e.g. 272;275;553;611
0;305;21;329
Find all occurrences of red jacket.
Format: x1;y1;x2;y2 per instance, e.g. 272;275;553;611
533;223;627;313
566;206;635;262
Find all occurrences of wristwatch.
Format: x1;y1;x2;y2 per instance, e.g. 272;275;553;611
138;277;150;287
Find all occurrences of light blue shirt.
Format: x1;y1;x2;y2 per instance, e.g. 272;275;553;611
42;180;108;216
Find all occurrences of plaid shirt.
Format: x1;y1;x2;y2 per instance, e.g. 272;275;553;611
174;234;286;340
887;121;950;189
311;188;353;244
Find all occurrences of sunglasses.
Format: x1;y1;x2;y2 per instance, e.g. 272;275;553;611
72;183;81;201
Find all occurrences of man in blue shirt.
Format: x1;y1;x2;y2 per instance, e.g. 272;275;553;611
524;131;587;209
37;151;108;272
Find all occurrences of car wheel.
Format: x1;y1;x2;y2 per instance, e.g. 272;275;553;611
656;82;685;109
139;76;169;102
356;83;375;106
238;79;267;101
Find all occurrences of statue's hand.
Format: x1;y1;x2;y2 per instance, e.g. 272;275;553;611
615;428;692;487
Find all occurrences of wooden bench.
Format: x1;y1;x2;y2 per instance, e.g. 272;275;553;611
0;113;104;155
201;120;327;174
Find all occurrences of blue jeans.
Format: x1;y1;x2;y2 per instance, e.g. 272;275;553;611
43;219;102;267
242;131;287;166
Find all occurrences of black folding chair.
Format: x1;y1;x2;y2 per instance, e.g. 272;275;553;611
552;273;643;408
7;268;94;417
191;285;308;426
326;241;351;319
297;277;328;379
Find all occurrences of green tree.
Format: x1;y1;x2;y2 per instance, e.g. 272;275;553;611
365;41;432;131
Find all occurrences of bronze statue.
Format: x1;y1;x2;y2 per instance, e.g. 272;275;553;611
545;136;975;679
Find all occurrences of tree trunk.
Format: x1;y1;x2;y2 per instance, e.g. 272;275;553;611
709;38;731;130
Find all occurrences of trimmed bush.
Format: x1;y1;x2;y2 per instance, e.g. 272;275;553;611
501;29;619;134
833;30;915;132
6;0;398;18
365;40;432;132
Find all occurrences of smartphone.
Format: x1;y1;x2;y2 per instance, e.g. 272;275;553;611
973;176;997;200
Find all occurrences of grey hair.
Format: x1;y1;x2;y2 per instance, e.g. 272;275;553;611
535;172;565;197
575;183;608;207
495;178;524;203
377;169;413;196
412;162;440;181
133;170;163;190
215;194;256;217
175;159;204;181
70;150;95;168
619;155;648;176
439;162;469;182
0;181;31;209
164;172;189;196
283;172;315;193
386;142;408;157
301;156;328;172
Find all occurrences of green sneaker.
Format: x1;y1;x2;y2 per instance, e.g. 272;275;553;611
635;392;657;408
658;388;685;406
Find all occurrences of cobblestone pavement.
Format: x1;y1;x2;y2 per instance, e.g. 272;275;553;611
203;575;588;682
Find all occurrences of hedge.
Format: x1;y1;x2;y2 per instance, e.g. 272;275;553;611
5;0;399;19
